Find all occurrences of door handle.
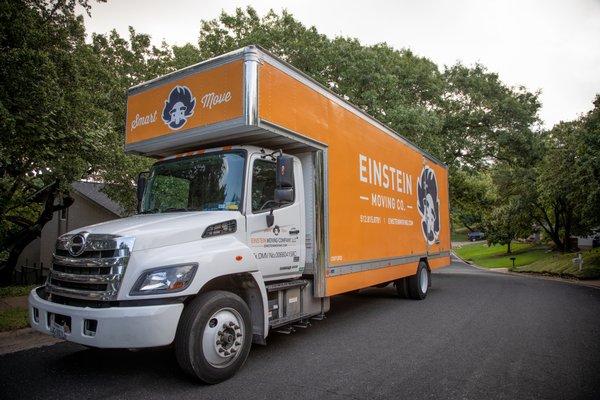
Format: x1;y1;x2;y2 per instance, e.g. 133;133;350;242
289;229;300;235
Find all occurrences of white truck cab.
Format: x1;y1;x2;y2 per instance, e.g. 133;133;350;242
29;145;326;383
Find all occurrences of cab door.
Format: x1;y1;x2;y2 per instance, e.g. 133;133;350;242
245;154;304;280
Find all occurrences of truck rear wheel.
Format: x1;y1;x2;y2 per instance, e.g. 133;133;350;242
406;261;430;300
175;290;252;384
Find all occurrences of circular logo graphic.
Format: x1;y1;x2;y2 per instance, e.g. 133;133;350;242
417;166;440;245
67;233;88;257
162;86;196;130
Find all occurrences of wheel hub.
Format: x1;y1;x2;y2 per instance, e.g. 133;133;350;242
202;308;244;368
420;267;428;294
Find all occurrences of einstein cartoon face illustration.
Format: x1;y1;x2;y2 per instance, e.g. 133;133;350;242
417;166;440;245
423;193;436;236
162;86;196;130
168;101;188;126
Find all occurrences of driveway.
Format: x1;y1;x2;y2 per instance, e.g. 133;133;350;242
1;258;599;399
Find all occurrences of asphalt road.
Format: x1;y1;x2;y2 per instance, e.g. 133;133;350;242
1;259;599;400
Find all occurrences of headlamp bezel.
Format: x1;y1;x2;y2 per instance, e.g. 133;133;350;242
130;263;198;296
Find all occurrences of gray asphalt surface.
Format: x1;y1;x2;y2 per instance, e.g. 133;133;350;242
1;258;599;400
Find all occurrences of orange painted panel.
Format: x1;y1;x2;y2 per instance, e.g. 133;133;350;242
327;262;418;296
259;62;451;293
126;60;244;144
429;256;451;270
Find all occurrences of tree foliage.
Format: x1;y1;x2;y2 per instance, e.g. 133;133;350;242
0;0;108;281
88;28;173;212
533;100;600;250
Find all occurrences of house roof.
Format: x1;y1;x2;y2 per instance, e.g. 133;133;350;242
71;181;126;217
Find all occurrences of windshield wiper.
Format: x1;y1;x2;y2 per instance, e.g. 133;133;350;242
140;207;200;214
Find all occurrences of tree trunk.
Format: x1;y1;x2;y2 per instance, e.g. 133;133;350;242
0;182;73;285
507;241;512;254
464;223;475;232
533;203;564;251
562;205;573;252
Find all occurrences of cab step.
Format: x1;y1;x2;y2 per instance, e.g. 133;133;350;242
275;326;295;334
292;320;311;329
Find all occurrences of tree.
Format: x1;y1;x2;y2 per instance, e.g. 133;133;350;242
450;170;495;232
0;0;110;283
89;28;174;213
439;64;541;170
578;95;600;229
483;198;532;254
489;95;600;253
532;105;600;251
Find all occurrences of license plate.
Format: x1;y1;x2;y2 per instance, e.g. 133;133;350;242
50;324;66;340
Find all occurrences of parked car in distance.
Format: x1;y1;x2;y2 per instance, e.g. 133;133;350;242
468;231;485;241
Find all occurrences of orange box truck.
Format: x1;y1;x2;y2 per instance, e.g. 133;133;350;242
29;45;451;383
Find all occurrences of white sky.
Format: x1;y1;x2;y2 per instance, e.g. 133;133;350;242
82;0;600;128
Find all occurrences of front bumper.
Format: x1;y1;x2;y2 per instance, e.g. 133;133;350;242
28;288;184;348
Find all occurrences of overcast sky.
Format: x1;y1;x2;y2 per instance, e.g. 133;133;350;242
82;0;600;128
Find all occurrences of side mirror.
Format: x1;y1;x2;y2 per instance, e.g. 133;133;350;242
136;172;149;210
275;154;294;204
276;154;294;188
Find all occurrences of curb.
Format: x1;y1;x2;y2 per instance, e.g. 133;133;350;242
0;327;63;356
451;251;600;290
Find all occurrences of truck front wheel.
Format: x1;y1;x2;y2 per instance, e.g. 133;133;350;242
175;290;252;384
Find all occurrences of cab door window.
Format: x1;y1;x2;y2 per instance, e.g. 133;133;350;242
251;159;278;213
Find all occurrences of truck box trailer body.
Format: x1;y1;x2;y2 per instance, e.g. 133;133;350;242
29;46;451;383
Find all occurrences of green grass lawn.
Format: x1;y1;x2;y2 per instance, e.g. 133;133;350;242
454;242;551;269
455;242;600;279
514;248;600;279
0;285;35;332
0;285;36;299
0;308;29;332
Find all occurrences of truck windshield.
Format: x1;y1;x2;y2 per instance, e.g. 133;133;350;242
141;151;245;213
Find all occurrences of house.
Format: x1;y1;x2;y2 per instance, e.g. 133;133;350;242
577;230;600;249
17;181;126;269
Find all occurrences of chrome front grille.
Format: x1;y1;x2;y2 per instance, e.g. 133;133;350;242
46;233;135;301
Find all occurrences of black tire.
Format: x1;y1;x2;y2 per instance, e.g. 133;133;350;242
406;261;430;300
175;291;252;384
394;277;409;298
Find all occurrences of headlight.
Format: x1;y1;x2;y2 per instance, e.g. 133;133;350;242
130;264;197;295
